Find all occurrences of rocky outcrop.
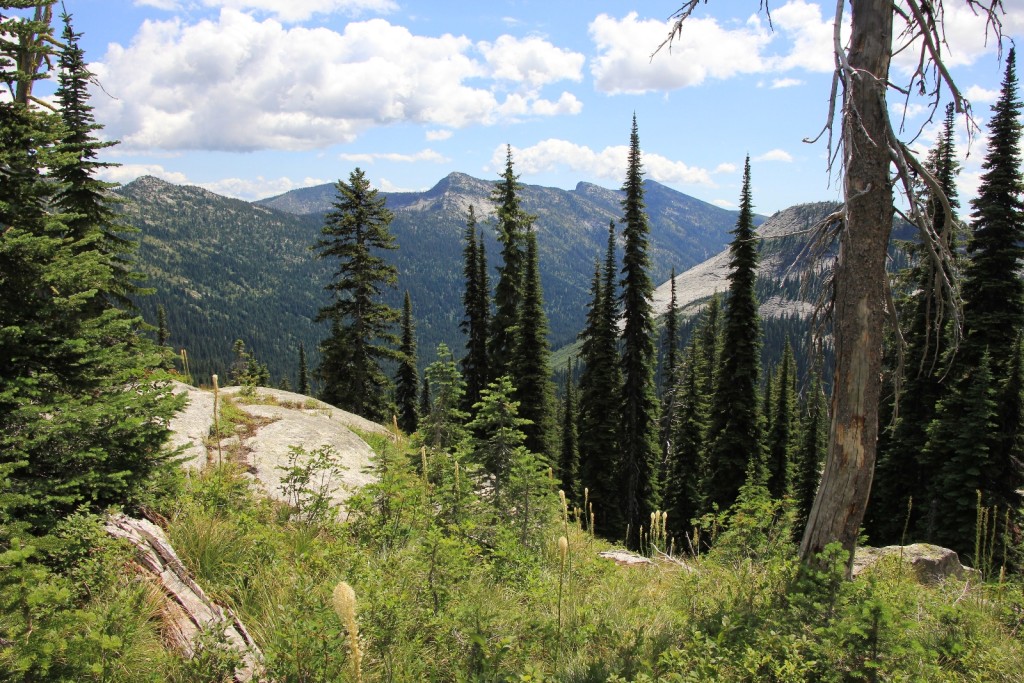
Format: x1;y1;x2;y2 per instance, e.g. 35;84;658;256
105;514;264;682
853;543;979;583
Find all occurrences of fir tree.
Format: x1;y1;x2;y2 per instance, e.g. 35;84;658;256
489;146;534;380
396;291;419;434
156;304;169;347
618;115;661;547
659;269;681;486
765;339;798;500
419;343;468;454
298;342;310;396
559;360;580;501
794;368;827;530
513;228;557;460
467;375;533;505
665;339;709;536
705;157;761;511
460;206;490;413
314;168;400;422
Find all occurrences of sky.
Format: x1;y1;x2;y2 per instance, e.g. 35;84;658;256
18;0;1024;213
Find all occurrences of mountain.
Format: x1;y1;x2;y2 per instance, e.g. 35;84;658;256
121;172;751;385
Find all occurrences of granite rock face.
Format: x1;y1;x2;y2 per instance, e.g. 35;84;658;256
853;543;979;583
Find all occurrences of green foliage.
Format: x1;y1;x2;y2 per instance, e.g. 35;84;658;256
419;343;469;454
706;156;762;513
396;291;419;433
315;167;400;422
461;206;490;413
277;444;346;527
228;338;269;392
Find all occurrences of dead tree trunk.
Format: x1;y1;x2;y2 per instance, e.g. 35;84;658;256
798;0;894;575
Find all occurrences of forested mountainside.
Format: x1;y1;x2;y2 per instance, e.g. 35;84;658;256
120;172;754;384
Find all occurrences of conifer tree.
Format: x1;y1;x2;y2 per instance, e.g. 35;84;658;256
665;339;708;534
298;342;310;396
396;290;419;434
659;269;681;483
559;360;580;501
489;146;534;380
663;268;680;390
705;157;761;511
794;368;827;529
870;102;961;542
513;228;557;459
467;375;533;505
618;115;661;546
0;8;179;531
156;304;169;347
314;168;400;422
766;339;798;500
419;343;468;454
460;206;490;413
577;257;621;532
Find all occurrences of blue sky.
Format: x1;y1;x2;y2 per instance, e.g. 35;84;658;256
30;0;1024;213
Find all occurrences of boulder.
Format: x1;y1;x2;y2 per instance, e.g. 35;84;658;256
853;543;978;583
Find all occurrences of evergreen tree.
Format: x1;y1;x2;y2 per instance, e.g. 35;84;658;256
659;269;681;486
0;8;179;531
297;342;310;396
489;146;534;380
665;339;709;537
794;368;827;530
766;339;798;500
419;343;468;454
156;304;169;347
961;48;1024;377
662;268;680;390
705;157;761;511
396;290;419;434
618;115;661;547
314;168;400;422
460;206;490;413
559;360;580;501
870;102;961;542
513;228;557;459
576;256;621;533
52;11;138;306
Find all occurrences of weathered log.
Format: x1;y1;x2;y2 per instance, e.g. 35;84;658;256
104;513;264;682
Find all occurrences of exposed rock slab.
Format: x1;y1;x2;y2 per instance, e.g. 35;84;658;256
598;550;654;567
167;382;215;470
853;543;979;583
105;514;264;682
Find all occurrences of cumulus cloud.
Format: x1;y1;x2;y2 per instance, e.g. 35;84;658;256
97;163;191;186
92;10;585;153
712;198;736;209
479;34;584;87
491;139;714;186
713;162;737;174
203;175;329;199
338;149;448;163
766;0;837;73
966;84;1000;104
590;11;770;93
754;149;793;162
425;129;453;141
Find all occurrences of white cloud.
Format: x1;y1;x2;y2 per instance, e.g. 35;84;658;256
590;11;770;94
338;149;448;163
890;101;927;119
378;178;425;192
770;77;803;89
491;139;714;186
425;129;453;141
754;149;793;162
96;163;190;186
712;198;736;209
92;11;584;153
767;0;837;73
134;0;183;10
713;162;737;174
136;0;396;20
479;34;584;87
966;84;1000;104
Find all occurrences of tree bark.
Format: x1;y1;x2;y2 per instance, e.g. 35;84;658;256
799;0;894;576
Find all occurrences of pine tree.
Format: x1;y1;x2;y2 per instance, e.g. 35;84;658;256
314;168;400;422
489;146;534;380
395;291;419;434
559;360;580;501
618;115;661;547
297;342;310;396
705;157;761;512
460;206;490;413
513;228;557;460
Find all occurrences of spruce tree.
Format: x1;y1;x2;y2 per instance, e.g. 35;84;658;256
659;269;681;484
297;342;310;396
419;343;468;454
489;146;534;380
396;290;419;434
794;367;827;530
665;339;708;536
559;360;580;501
513;228;557;459
705;157;761;512
766;339;798;500
156;304;169;347
460;206;490;413
618;115;661;547
314;168;400;422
